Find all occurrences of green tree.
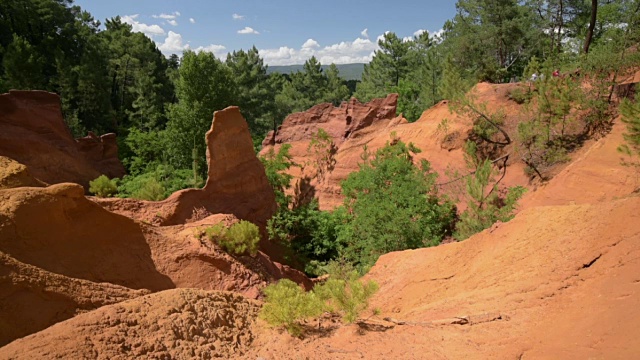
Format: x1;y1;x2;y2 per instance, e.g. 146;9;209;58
275;56;330;114
454;142;526;240
618;97;640;175
164;50;234;171
226;46;274;140
323;63;350;106
354;32;412;102
337;138;456;271
2;34;47;90
442;0;535;82
101;17;173;131
375;32;411;88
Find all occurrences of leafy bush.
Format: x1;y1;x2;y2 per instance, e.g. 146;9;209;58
122;127;166;176
618;97;640;172
118;164;204;201
267;200;345;276
509;87;532;104
314;261;379;323
220;220;260;256
259;261;379;336
259;279;324;336
89;175;118;198
205;223;226;241
259;144;295;209
133;178;165;201
337;138;456;271
454;142;527;240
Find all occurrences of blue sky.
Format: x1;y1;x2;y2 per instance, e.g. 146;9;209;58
74;0;458;65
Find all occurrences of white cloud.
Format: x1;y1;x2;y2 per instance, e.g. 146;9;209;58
302;39;320;49
430;28;444;40
259;36;379;66
414;29;427;37
193;44;227;57
153;12;180;20
376;31;390;44
167;19;178;26
189;18;196;24
121;14;165;37
158;31;189;53
361;28;369;38
238;26;260;35
232;13;245;20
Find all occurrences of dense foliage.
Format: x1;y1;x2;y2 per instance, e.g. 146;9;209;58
3;0;639;278
618;97;640;174
205;220;261;257
259;261;378;336
0;0;355;191
338;138;456;271
454;142;527;240
262;137;457;275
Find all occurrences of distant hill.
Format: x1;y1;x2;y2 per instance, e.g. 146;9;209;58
266;63;365;81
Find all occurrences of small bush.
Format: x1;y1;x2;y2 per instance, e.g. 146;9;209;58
89;175;118;198
219;220;260;256
259;279;324;336
314;261;379;323
205;223;227;241
133;178;165;201
259;261;379;336
509;87;532;104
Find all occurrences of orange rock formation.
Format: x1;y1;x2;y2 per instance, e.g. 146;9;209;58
0;90;125;188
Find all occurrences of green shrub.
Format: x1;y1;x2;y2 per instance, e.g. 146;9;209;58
454;142;527;240
133;178;165;201
337;139;456;271
219;220;260;256
259;279;324;336
89;175;118;198
117;164;204;201
314;261;379;323
509;87;532;104
205;223;227;241
259;144;295;209
267;200;345;276
259;261;379;336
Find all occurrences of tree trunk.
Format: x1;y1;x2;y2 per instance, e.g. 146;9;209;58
583;0;598;54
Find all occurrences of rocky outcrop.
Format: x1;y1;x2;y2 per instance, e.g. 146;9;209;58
0;183;175;291
75;131;126;180
0;179;304;345
261;86;529;210
0;90;124;188
97;106;277;228
0;289;260;359
200;105;277;226
0;156;45;189
0;251;149;347
262;93;400;147
246;195;640;360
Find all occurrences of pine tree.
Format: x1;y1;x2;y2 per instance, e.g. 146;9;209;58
618;98;640;175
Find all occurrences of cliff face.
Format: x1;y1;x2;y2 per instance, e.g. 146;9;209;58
260;85;530;210
243;99;640;360
0;104;307;348
95;106;277;228
0;91;125;188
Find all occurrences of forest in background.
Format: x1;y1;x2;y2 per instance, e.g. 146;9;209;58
1;0;640;274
